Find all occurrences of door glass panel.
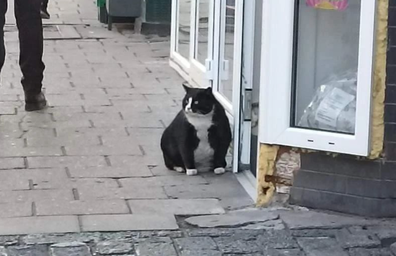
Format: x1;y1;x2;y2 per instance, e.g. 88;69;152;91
195;0;210;64
177;0;191;59
293;0;360;135
219;0;235;103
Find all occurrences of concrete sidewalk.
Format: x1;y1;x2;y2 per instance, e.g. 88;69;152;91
0;0;253;235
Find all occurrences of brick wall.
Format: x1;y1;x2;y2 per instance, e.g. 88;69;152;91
289;3;396;217
385;2;396;164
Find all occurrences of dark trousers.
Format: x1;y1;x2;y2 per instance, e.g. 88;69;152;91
0;0;45;95
42;0;48;10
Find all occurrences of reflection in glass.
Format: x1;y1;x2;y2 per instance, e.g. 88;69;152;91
177;0;191;59
220;0;235;103
195;0;210;64
293;0;361;134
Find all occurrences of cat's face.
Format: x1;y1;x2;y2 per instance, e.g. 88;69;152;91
182;83;215;115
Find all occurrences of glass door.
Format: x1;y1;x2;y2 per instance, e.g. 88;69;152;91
189;0;214;87
212;0;238;112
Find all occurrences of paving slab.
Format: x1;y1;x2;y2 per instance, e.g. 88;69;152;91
0;216;80;235
185;209;279;228
80;214;179;232
35;200;130;216
128;199;225;215
95;241;133;255
280;210;371;230
297;237;348;256
50;242;92;256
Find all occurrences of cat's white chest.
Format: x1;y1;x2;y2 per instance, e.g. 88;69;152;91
185;114;214;169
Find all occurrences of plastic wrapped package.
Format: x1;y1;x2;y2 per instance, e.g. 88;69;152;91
298;70;357;134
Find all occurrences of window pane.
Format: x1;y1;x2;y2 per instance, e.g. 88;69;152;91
219;0;235;103
292;0;361;135
195;0;210;64
177;0;191;59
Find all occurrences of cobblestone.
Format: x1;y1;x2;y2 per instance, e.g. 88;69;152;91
95;241;133;255
50;242;91;256
0;217;393;255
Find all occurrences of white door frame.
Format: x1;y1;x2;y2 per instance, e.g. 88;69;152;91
170;0;248;174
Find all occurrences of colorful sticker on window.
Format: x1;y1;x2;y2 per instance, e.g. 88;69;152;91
306;0;348;11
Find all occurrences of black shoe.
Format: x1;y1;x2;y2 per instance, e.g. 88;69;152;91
25;92;47;111
41;9;50;19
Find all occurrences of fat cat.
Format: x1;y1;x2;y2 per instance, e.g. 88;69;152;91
160;83;232;176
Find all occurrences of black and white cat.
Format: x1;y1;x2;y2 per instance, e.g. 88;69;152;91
160;83;232;176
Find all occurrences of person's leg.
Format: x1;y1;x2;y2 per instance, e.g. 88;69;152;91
0;0;7;72
15;0;46;111
42;0;48;9
41;0;50;19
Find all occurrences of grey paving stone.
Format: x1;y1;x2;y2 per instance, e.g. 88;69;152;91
242;219;286;230
348;248;393;256
257;230;299;249
0;158;25;169
27;156;107;169
50;242;92;256
186;229;239;237
214;237;262;254
185;209;279;228
26;135;100;147
128;199;225;215
35;200;130;216
174;237;217;251
120;175;208;187
64;144;142;156
262;249;306;256
135;240;178;256
0;202;32;218
0;146;63;157
7;245;49;256
391;243;396;255
33;177;119;190
0;216;80;235
78;186;167;200
80;214;179;232
23;233;101;245
95;241;133;255
218;196;255;210
0;246;7;255
335;229;380;249
0;236;19;246
280;210;370;230
163;183;251;202
180;250;222;256
135;231;183;239
0;189;74;203
368;225;396;247
297;237;348;256
68;166;152;178
0;173;29;190
291;229;339;238
1;168;68;190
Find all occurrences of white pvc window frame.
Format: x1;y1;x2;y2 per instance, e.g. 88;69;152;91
259;0;377;156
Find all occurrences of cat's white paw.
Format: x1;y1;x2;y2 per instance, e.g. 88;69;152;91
174;167;185;173
186;169;198;176
214;167;226;175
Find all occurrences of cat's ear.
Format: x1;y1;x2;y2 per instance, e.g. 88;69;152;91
182;82;191;93
205;87;213;95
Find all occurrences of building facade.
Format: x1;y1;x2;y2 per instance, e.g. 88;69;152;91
170;0;394;217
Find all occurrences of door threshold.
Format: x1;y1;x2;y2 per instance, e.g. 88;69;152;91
235;170;257;202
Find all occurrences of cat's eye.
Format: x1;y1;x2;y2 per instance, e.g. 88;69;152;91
194;101;199;105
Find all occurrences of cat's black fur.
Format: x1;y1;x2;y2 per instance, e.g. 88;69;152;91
160;83;232;176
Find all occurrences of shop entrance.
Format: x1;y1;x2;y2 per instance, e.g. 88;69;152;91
170;0;256;183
